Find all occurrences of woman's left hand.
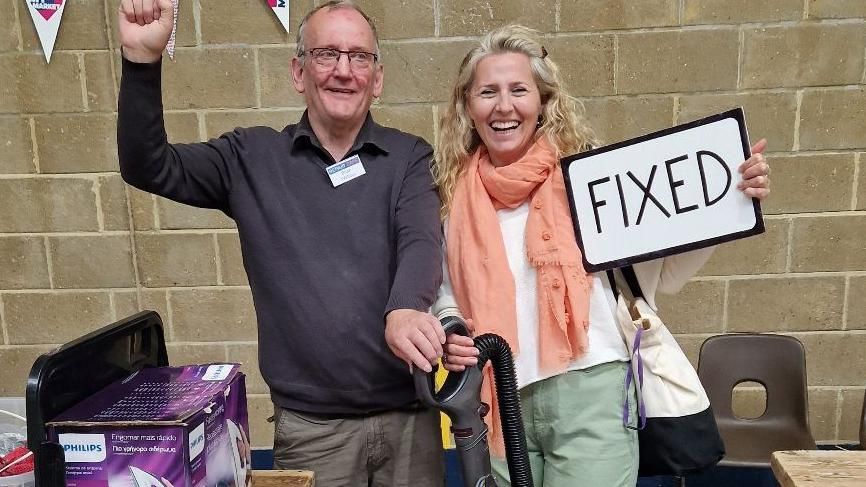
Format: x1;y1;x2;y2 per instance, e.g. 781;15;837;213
737;138;771;200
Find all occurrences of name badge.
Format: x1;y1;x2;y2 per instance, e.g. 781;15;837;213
326;154;366;187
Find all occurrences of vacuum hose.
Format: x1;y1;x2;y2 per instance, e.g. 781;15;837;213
414;317;533;487
474;333;533;487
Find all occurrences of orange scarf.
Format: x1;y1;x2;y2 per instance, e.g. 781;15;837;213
446;137;593;457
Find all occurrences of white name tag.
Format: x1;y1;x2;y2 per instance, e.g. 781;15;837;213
326;154;366;187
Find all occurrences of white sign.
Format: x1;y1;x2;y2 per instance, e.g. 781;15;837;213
562;108;763;272
25;0;66;63
266;0;290;32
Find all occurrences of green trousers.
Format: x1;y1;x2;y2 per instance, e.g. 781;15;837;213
492;361;639;487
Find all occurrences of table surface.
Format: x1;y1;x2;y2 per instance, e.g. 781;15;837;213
771;450;866;487
250;469;315;487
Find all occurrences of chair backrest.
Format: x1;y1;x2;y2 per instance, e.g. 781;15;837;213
860;388;865;449
697;333;815;467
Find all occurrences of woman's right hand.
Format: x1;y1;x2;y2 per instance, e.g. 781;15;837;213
118;0;175;63
442;333;479;372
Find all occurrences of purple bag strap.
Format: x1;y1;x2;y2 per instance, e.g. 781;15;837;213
623;327;647;429
607;268;647;430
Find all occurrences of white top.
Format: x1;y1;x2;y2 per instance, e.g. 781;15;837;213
497;203;627;388
434;202;716;390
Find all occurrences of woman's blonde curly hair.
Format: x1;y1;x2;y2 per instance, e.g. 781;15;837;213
433;25;597;219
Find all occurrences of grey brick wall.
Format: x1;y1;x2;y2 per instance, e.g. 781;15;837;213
0;0;864;447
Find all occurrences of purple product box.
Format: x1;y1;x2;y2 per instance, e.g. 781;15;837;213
47;364;250;487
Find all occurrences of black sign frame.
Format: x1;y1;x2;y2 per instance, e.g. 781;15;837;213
561;107;764;273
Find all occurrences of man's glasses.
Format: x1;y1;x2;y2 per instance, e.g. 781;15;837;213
305;48;378;69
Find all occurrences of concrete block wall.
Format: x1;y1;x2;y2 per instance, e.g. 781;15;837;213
0;0;864;448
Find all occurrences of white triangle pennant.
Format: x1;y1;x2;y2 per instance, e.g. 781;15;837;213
25;0;66;63
266;0;290;33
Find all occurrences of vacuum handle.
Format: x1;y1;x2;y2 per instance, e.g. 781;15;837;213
413;317;497;487
413;316;470;406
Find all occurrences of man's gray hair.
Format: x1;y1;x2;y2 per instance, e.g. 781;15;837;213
295;1;381;59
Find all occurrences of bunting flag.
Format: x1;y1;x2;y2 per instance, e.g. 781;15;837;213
266;0;290;33
25;0;66;62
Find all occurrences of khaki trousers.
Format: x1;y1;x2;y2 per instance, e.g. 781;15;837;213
273;404;445;487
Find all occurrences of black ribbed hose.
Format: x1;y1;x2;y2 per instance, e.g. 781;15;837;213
474;333;534;487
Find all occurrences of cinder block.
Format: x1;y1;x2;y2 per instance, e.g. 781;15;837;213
0;236;49;289
545;34;615;97
0;53;84;113
858;155;865;210
4;291;113;344
838;388;866;441
847;277;866;332
100;175;131;232
170;288;257;341
0;117;36;174
698;219;788;276
135;233;218;287
128;186;156;231
617;30;739;94
20;0;108;51
0;178;98;232
112;290;170;326
742;24;866;89
0;345;55;395
164;112;202;143
370;104;435;145
807;388;839;442
157;198;235;230
731;386;768;419
162;48;256;109
84;52;117;113
362;0;434;39
34;114;118;173
762;153;855;214
799;332;866;386
791;215;866;272
581;95;674;144
677;92;798;151
807;0;866;19
0;0;19;52
217;233;249;286
727;277;845;332
656;280;725;334
561;0;677;31
439;0;556;36
379;40;477;104
204;109;303;139
166;343;228;366
49;235;135;289
226;343;267;394
201;0;289;44
246;394;275;448
683;0;802;23
800;88;866;151
258;46;310;108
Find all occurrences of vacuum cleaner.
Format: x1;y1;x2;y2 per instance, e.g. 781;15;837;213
414;316;534;487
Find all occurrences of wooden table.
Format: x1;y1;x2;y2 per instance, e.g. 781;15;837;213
251;469;315;487
771;450;866;487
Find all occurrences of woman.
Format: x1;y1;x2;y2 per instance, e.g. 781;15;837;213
432;25;770;487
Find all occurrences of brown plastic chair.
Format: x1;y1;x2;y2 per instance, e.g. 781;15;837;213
697;333;816;468
860;388;865;448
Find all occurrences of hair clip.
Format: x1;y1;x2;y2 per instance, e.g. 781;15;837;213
541;46;548;59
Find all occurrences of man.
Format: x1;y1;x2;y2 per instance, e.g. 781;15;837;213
116;1;446;485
